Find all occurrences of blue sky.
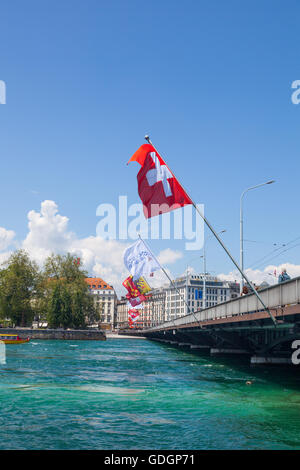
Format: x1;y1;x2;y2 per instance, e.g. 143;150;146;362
0;0;300;289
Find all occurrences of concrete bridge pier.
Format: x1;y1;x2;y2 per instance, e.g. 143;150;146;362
210;348;251;356
251;356;292;365
142;276;300;366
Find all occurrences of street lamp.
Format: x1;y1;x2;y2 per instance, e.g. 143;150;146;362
200;229;226;309
185;229;226;314
240;180;275;292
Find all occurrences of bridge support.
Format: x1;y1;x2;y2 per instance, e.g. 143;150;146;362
210;348;250;356
251;356;292;365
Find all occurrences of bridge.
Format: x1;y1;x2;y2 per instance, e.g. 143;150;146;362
141;276;300;365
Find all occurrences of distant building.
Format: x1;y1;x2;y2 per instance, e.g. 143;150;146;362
138;288;166;328
116;289;166;330
116;296;128;329
116;273;240;329
85;277;117;330
228;281;240;299
164;273;240;322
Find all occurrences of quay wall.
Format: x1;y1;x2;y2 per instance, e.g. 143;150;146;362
0;328;106;341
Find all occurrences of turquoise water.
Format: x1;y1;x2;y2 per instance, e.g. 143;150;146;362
1;338;300;449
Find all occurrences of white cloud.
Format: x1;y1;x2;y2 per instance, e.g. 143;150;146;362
22;200;73;263
17;200;177;295
142;269;173;290
1;200;299;297
19;200;130;293
218;263;300;286
0;227;15;251
0;227;16;266
157;248;183;265
181;266;196;276
0;251;14;266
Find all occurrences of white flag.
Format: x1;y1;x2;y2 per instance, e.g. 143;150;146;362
123;239;161;280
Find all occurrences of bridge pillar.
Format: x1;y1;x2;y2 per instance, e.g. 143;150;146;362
210;348;250;356
251;356;292;365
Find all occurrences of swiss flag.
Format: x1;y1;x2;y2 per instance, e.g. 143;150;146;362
128;144;192;218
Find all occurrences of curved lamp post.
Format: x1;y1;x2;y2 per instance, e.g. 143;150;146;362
240;180;275;292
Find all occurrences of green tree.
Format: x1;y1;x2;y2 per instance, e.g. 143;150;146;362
47;283;63;328
44;253;95;329
60;285;72;328
0;250;41;326
44;253;87;283
86;295;102;325
72;290;86;328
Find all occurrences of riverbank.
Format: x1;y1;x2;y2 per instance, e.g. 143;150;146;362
106;333;146;340
0;328;106;341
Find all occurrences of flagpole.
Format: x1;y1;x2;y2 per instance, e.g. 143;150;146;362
138;235;203;328
144;135;277;327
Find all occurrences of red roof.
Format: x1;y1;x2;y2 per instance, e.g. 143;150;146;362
85;278;113;290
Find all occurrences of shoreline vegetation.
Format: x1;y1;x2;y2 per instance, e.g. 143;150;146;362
0;250;101;330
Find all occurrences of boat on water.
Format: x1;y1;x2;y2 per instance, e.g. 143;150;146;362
0;334;30;344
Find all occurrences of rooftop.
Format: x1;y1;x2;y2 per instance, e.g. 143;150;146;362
85;277;113;290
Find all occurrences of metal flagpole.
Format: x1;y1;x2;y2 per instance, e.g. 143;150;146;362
144;135;277;327
138;235;203;328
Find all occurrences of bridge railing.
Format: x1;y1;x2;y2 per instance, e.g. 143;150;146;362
145;276;300;331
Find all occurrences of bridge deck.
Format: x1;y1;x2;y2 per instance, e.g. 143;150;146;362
145;276;300;332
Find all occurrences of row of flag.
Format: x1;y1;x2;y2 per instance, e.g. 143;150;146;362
121;138;276;327
122;139;192;327
122;239;162;327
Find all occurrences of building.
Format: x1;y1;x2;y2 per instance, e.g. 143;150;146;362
116;296;128;329
143;288;166;327
85;277;117;330
116;273;240;329
228;281;240;298
116;289;166;330
164;273;240;322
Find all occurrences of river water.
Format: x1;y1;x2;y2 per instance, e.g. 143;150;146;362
0;338;300;449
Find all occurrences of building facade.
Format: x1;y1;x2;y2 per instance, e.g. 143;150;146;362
116;296;128;329
85;277;117;330
164;274;240;322
116;273;240;329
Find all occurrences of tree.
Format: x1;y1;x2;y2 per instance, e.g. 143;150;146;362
0;250;41;326
47;283;63;328
0;251;100;329
85;295;102;325
60;285;72;328
72;290;86;328
44;253;88;283
44;253;95;329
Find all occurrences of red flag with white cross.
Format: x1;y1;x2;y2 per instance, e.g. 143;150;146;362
128;144;192;218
